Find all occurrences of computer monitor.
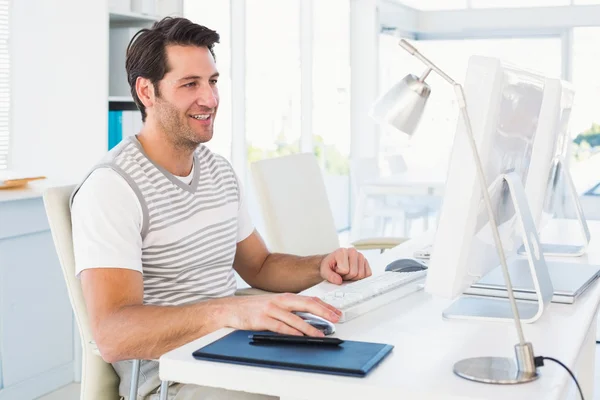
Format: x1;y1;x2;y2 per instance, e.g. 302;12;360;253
526;78;574;231
524;78;591;256
425;56;554;321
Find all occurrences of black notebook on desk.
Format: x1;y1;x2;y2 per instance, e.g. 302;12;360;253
192;330;394;377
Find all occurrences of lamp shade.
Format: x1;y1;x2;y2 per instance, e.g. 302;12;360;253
370;74;431;136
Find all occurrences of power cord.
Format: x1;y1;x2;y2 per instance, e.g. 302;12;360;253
534;356;584;400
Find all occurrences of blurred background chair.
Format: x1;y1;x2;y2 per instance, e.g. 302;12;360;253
350;155;435;240
251;153;407;257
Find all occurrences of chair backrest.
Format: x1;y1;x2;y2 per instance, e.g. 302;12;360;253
43;185;120;400
385;154;408;175
251;153;340;256
349;157;380;197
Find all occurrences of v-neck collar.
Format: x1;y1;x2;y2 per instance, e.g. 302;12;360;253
128;136;199;194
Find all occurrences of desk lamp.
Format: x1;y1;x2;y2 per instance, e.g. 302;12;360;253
371;39;538;384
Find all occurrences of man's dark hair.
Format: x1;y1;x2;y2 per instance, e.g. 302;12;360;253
126;17;220;121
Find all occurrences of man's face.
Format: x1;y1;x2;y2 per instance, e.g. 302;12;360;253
152;45;220;147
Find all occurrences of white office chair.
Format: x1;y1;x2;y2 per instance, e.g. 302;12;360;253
251;153;406;256
350;156;433;239
43;185;170;400
43;185;121;399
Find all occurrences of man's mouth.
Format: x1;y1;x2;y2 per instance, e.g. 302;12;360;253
190;114;211;120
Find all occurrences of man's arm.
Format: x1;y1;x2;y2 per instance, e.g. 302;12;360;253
81;268;231;362
233;231;372;293
74;169;343;363
81;267;342;362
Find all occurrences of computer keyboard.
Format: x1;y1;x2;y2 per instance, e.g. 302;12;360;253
320;270;427;322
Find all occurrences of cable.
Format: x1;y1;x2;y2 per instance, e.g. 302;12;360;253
535;356;584;400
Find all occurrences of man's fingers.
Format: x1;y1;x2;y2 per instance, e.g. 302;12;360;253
277;294;340;322
352;253;366;281
346;248;359;280
334;248;350;275
270;309;324;337
321;264;343;285
365;258;372;277
313;296;342;316
264;317;306;336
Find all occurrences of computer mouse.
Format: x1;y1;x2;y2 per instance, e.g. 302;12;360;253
385;258;428;273
293;312;336;336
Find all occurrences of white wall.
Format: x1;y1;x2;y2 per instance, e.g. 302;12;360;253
11;0;108;183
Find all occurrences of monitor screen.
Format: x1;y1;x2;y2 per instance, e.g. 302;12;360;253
426;56;546;299
525;79;575;231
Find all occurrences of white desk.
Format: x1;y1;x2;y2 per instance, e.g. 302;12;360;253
364;169;446;197
160;220;600;400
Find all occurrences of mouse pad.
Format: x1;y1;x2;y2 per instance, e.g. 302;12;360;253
192;330;394;377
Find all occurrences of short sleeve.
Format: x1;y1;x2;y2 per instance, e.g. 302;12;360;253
71;168;144;276
236;174;255;242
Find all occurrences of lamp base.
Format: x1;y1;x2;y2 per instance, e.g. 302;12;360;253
453;357;539;384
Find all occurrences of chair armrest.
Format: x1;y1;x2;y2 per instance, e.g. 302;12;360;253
351;237;409;251
235;287;275;296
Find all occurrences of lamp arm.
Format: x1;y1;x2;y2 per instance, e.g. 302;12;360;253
454;84;526;346
399;39;457;85
399;36;527;347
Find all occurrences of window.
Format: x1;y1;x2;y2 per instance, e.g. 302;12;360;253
312;0;350;177
571;27;600;189
379;36;562;170
313;0;351;230
246;0;301;164
0;0;9;170
572;28;600;159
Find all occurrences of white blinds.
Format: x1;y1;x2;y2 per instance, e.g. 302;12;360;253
0;1;9;170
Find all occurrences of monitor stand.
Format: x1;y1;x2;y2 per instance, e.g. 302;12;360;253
443;172;554;324
518;159;590;257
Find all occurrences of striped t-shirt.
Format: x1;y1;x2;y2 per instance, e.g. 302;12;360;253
71;135;254;306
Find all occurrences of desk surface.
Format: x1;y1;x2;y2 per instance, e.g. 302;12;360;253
363;169;446;196
0;180;66;203
160;220;600;400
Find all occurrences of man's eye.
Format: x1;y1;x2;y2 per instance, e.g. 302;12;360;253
184;82;197;88
209;79;218;85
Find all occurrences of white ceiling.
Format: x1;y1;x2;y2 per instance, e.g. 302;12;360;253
393;0;600;11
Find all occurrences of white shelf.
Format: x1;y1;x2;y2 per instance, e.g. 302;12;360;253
108;96;134;102
109;10;161;25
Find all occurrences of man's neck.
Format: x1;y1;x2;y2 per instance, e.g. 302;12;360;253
137;125;195;177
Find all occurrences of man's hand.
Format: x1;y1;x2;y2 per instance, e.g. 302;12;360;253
226;293;342;337
320;247;372;285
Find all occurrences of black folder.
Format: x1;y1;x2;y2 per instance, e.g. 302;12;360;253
192;330;394;377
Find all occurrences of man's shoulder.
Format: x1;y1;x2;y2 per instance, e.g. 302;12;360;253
99;137;140;167
196;145;235;171
83;167;129;189
75;168;136;204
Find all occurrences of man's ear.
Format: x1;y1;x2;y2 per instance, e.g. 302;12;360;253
136;77;155;109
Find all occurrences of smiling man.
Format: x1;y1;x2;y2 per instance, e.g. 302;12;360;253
71;17;371;400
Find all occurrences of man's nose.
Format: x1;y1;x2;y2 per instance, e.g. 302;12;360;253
198;86;218;109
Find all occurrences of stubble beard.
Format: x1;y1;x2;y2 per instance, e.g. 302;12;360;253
156;99;211;153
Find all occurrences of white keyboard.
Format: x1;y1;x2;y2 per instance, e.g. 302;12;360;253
320;270;427;322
